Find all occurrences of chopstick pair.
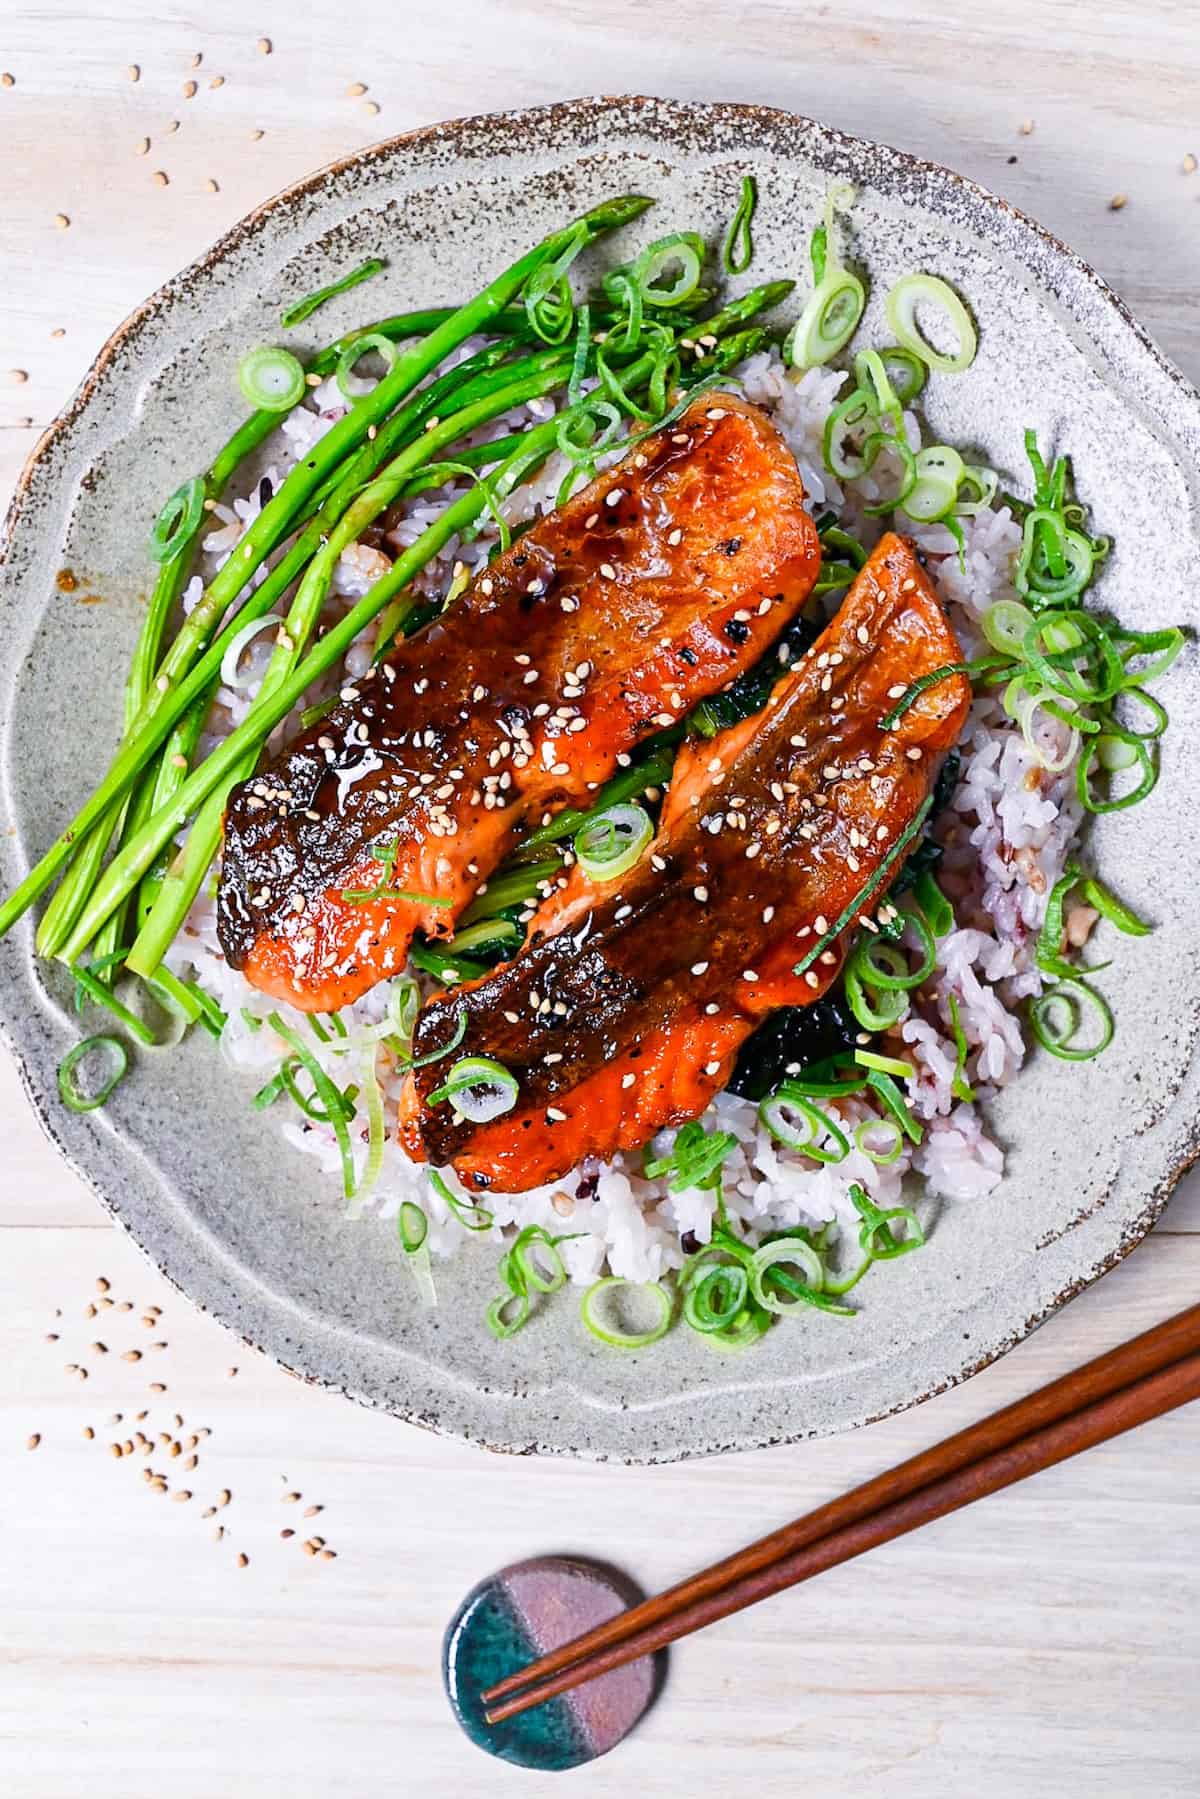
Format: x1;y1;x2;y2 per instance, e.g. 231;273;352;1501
482;1301;1200;1724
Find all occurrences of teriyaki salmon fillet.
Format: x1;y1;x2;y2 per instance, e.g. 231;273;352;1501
401;534;971;1191
217;392;822;1010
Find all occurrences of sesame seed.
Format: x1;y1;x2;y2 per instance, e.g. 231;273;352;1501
804;971;820;989
605;489;623;507
257;36;272;52
693;885;708;902
691;961;709;975
1109;192;1128;211
546;1107;567;1123
127;63;140;81
667;527;683;546
706;408;726;420
346;81;368;96
54;213;70;229
762;906;775;923
742;970;759;982
599;562;616;580
857;625;870;644
704;1061;722;1076
906;746;923;761
585;512;600;527
26;1433;40;1451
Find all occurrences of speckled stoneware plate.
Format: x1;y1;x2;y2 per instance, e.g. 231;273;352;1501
2;97;1198;1462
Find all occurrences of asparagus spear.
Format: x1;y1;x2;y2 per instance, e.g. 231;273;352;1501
0;195;652;945
57;423;563;965
126;359;575;974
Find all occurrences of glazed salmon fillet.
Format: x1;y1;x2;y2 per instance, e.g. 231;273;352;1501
217;392;821;1011
401;534;971;1192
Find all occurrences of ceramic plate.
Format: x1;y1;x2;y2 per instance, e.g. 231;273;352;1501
2;97;1198;1461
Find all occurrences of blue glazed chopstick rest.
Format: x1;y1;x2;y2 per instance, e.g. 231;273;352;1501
443;1554;660;1769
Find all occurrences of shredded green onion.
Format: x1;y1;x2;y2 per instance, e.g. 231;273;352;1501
335;331;399;403
793;797;934;978
721;176;757;276
853;1048;913;1079
1030;975;1114;1061
1080;875;1150;938
855;1117;904;1165
281;257;385;329
268;1012;356;1198
865;1068;923;1144
429;1168;493;1233
947;993;975;1102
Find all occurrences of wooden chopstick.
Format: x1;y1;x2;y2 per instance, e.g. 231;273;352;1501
483;1302;1200;1724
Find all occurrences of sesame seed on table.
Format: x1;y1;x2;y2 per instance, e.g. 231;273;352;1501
2;2;1200;1795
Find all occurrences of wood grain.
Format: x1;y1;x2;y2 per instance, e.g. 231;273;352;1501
1;1;1198;1793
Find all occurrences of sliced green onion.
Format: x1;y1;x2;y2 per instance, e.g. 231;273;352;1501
429;1168;494;1233
580;1277;673;1349
876;346;927;404
148;477;206;564
353;1046;386;1209
956;464;999;516
1036;860;1079;973
1080;876;1150;938
1077;728;1158;813
1030;975;1114;1061
426;1055;519;1122
268;1011;355;1198
901;444;964;523
71;965;158;1048
1114;686;1169;741
913;869;954;938
786;268;866;369
721;176;756;276
757;1087;850;1162
574;802;654;882
57;1034;129;1112
632;232;705;307
556;397;623;464
853;1048;913;1078
280;257;385;329
237;345;306;412
1096;732;1138;772
885;273;977;374
844;960;908;1032
398;1201;437;1307
947;993;975;1103
749;1238;825;1314
643;1121;737;1192
865;1068;922;1144
879;658;997;729
849;1181;925;1260
395;1005;468;1072
513;1224;568;1293
847;921;935;992
853;348;905;432
335;330;399;403
982;599;1036;658
253;1064;291;1111
1114;625;1184;687
855;1117;904;1165
682;1261;749;1333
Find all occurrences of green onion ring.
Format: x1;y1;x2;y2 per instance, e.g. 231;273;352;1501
855;1117;904;1166
335;330;399;402
884;272;978;374
786;268;867;370
57;1034;129;1112
682;1261;749;1333
757;1088;851;1162
429;1168;494;1233
749;1238;826;1314
237;344;306;412
574;802;654;882
148;476;206;564
844;960;908;1032
1077;728;1158;813
580;1277;673;1348
426;1054;519;1122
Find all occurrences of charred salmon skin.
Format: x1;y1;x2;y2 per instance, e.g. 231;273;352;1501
217;392;821;1011
401;534;970;1191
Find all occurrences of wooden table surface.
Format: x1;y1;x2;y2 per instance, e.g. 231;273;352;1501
2;3;1198;1793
